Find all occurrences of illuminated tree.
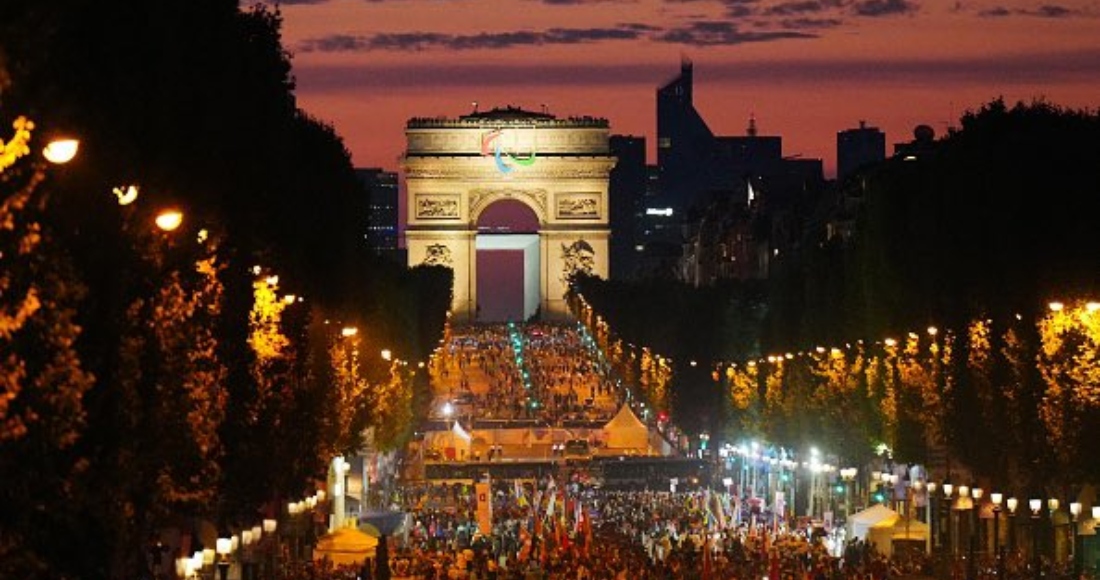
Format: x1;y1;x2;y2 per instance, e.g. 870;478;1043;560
1037;302;1100;484
88;225;229;576
727;362;761;437
328;331;372;456
0;137;94;576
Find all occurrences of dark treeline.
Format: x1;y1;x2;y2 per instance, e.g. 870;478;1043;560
769;98;1100;347
1;1;450;578
572;275;768;441
575;100;1100;489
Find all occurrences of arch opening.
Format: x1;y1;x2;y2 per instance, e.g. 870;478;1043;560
476;199;541;322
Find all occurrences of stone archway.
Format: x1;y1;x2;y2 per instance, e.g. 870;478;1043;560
403;107;615;322
475;199;540;322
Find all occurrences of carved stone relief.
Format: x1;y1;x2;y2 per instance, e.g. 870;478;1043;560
556;194;601;219
415;195;460;219
423;244;453;266
560;239;596;285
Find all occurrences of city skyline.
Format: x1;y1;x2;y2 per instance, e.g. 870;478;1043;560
269;0;1100;176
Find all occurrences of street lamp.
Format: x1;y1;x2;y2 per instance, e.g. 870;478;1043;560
927;481;937;555
944;483;955;565
1070;502;1082;578
42;137;79;164
1007;497;1019;555
215;537;231;580
155;209;184;232
1030;498;1043;580
991;492;1003;575
966;487;982;580
972;487;984;552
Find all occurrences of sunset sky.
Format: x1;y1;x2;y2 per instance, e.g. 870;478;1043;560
267;0;1100;177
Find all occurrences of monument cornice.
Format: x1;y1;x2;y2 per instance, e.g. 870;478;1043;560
404;159;616;181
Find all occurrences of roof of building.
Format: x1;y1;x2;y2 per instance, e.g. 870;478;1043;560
460;106;556;122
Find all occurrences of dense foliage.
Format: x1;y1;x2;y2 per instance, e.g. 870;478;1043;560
575;100;1100;493
0;1;451;578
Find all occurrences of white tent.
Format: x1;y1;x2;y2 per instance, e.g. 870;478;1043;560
446;421;471;459
602;405;650;453
848;504;898;541
869;516;928;556
312;527;378;566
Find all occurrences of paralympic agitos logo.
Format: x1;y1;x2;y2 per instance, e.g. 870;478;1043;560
481;129;537;174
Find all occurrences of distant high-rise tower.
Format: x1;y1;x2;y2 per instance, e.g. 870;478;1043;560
609;135;647;280
836;121;885;180
656;57;722;214
356;168;399;256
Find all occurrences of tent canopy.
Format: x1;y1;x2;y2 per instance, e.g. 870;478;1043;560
848;504;898;541
312;527;378;566
452;421;471;442
867;516;928;556
602;405;649;451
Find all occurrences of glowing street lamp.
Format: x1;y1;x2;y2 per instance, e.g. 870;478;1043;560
155;209;183;232
1070;502;1083;577
215;537;232;580
991;492;1004;565
42;137;79;164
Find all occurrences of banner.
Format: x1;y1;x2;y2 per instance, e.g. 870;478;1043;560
476;482;492;536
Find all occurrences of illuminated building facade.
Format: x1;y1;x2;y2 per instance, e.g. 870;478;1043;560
403;107;614;321
356;167;400;259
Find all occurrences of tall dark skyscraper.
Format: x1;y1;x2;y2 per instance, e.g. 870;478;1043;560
836;121;886;180
356;168;400;258
655;60;825;284
608;135;647;280
656;58;726;214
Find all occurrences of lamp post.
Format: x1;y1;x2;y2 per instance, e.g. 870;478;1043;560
1092;507;1100;578
1049;498;1060;574
262;518;277;580
959;484;970;566
966;487;982;580
1030;498;1042;580
991;492;1003;578
240;530;253;580
215;537;231;580
927;481;937;555
944;483;955;569
1007;497;1019;557
1070;501;1081;579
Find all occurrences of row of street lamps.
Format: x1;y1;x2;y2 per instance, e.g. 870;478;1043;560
905;481;1100;579
172;488;327;579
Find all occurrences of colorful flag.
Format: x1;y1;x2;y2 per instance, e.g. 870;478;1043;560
475;481;492;537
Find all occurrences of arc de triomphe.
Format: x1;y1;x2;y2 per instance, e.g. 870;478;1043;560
403;107;614;322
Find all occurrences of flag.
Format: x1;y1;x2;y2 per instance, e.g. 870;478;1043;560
515;480;528;508
703;489;717;530
476;481;493;537
582;505;592;556
713;491;727;530
747;179;756;205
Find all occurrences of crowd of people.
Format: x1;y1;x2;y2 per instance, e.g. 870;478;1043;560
431;323;623;427
293;320;1085;580
301;477;946;580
